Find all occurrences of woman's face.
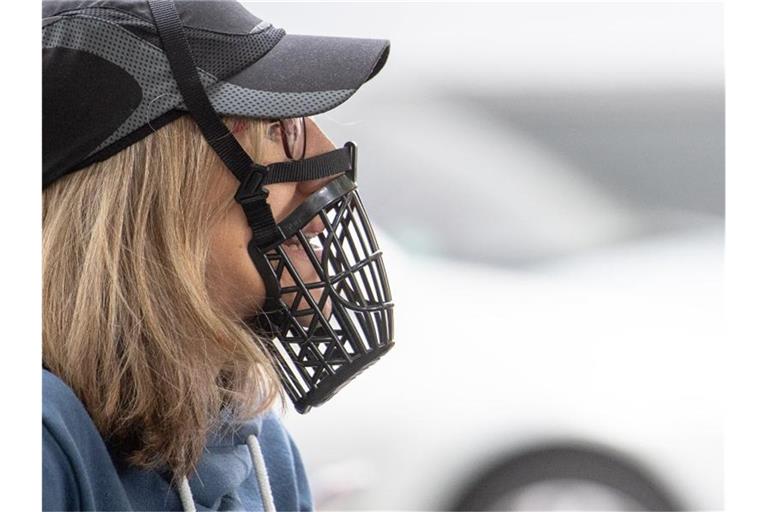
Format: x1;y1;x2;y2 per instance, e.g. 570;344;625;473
206;117;338;319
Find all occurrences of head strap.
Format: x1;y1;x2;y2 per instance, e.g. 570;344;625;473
147;0;281;246
146;0;355;248
147;0;258;183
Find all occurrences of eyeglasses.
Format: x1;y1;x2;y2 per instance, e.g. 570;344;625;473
269;117;306;161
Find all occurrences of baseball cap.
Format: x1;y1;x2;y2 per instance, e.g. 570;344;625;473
42;0;390;187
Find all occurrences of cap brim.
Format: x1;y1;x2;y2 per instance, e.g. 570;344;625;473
206;34;390;119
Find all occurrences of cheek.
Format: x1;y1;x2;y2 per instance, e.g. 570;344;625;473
265;183;302;222
207;203;268;316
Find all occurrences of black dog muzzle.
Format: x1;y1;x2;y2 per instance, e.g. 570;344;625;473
243;143;394;412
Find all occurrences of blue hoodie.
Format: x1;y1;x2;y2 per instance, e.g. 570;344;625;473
43;370;313;511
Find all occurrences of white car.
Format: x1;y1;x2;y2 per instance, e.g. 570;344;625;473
283;226;722;510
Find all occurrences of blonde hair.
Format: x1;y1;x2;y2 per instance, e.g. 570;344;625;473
42;115;282;479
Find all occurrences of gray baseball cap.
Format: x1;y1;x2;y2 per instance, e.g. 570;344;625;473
42;0;390;187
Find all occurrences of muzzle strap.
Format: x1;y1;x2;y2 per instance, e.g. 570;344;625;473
148;0;281;246
261;146;354;185
147;0;260;184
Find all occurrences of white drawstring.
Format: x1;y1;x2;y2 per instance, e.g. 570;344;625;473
176;435;276;512
178;475;196;512
246;434;276;512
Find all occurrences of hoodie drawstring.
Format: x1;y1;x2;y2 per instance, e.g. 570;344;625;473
178;474;196;512
176;434;276;512
246;434;277;512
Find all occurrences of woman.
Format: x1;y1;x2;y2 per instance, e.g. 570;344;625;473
43;1;394;510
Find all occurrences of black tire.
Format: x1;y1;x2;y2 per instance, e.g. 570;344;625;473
448;443;683;511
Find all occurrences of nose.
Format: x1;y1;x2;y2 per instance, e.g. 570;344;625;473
304;117;336;157
297;118;340;195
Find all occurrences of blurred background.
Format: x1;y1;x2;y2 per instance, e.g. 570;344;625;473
250;2;723;510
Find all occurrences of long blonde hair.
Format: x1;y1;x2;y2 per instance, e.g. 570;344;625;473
42;115;282;479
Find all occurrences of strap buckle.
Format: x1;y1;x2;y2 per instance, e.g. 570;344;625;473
235;163;270;203
235;163;284;247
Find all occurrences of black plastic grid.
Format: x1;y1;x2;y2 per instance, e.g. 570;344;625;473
258;187;394;412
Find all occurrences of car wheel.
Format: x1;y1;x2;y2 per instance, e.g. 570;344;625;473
449;444;682;511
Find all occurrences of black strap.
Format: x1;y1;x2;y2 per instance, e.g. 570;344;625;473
261;146;353;185
147;0;255;183
147;1;358;249
235;167;284;247
147;0;282;246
